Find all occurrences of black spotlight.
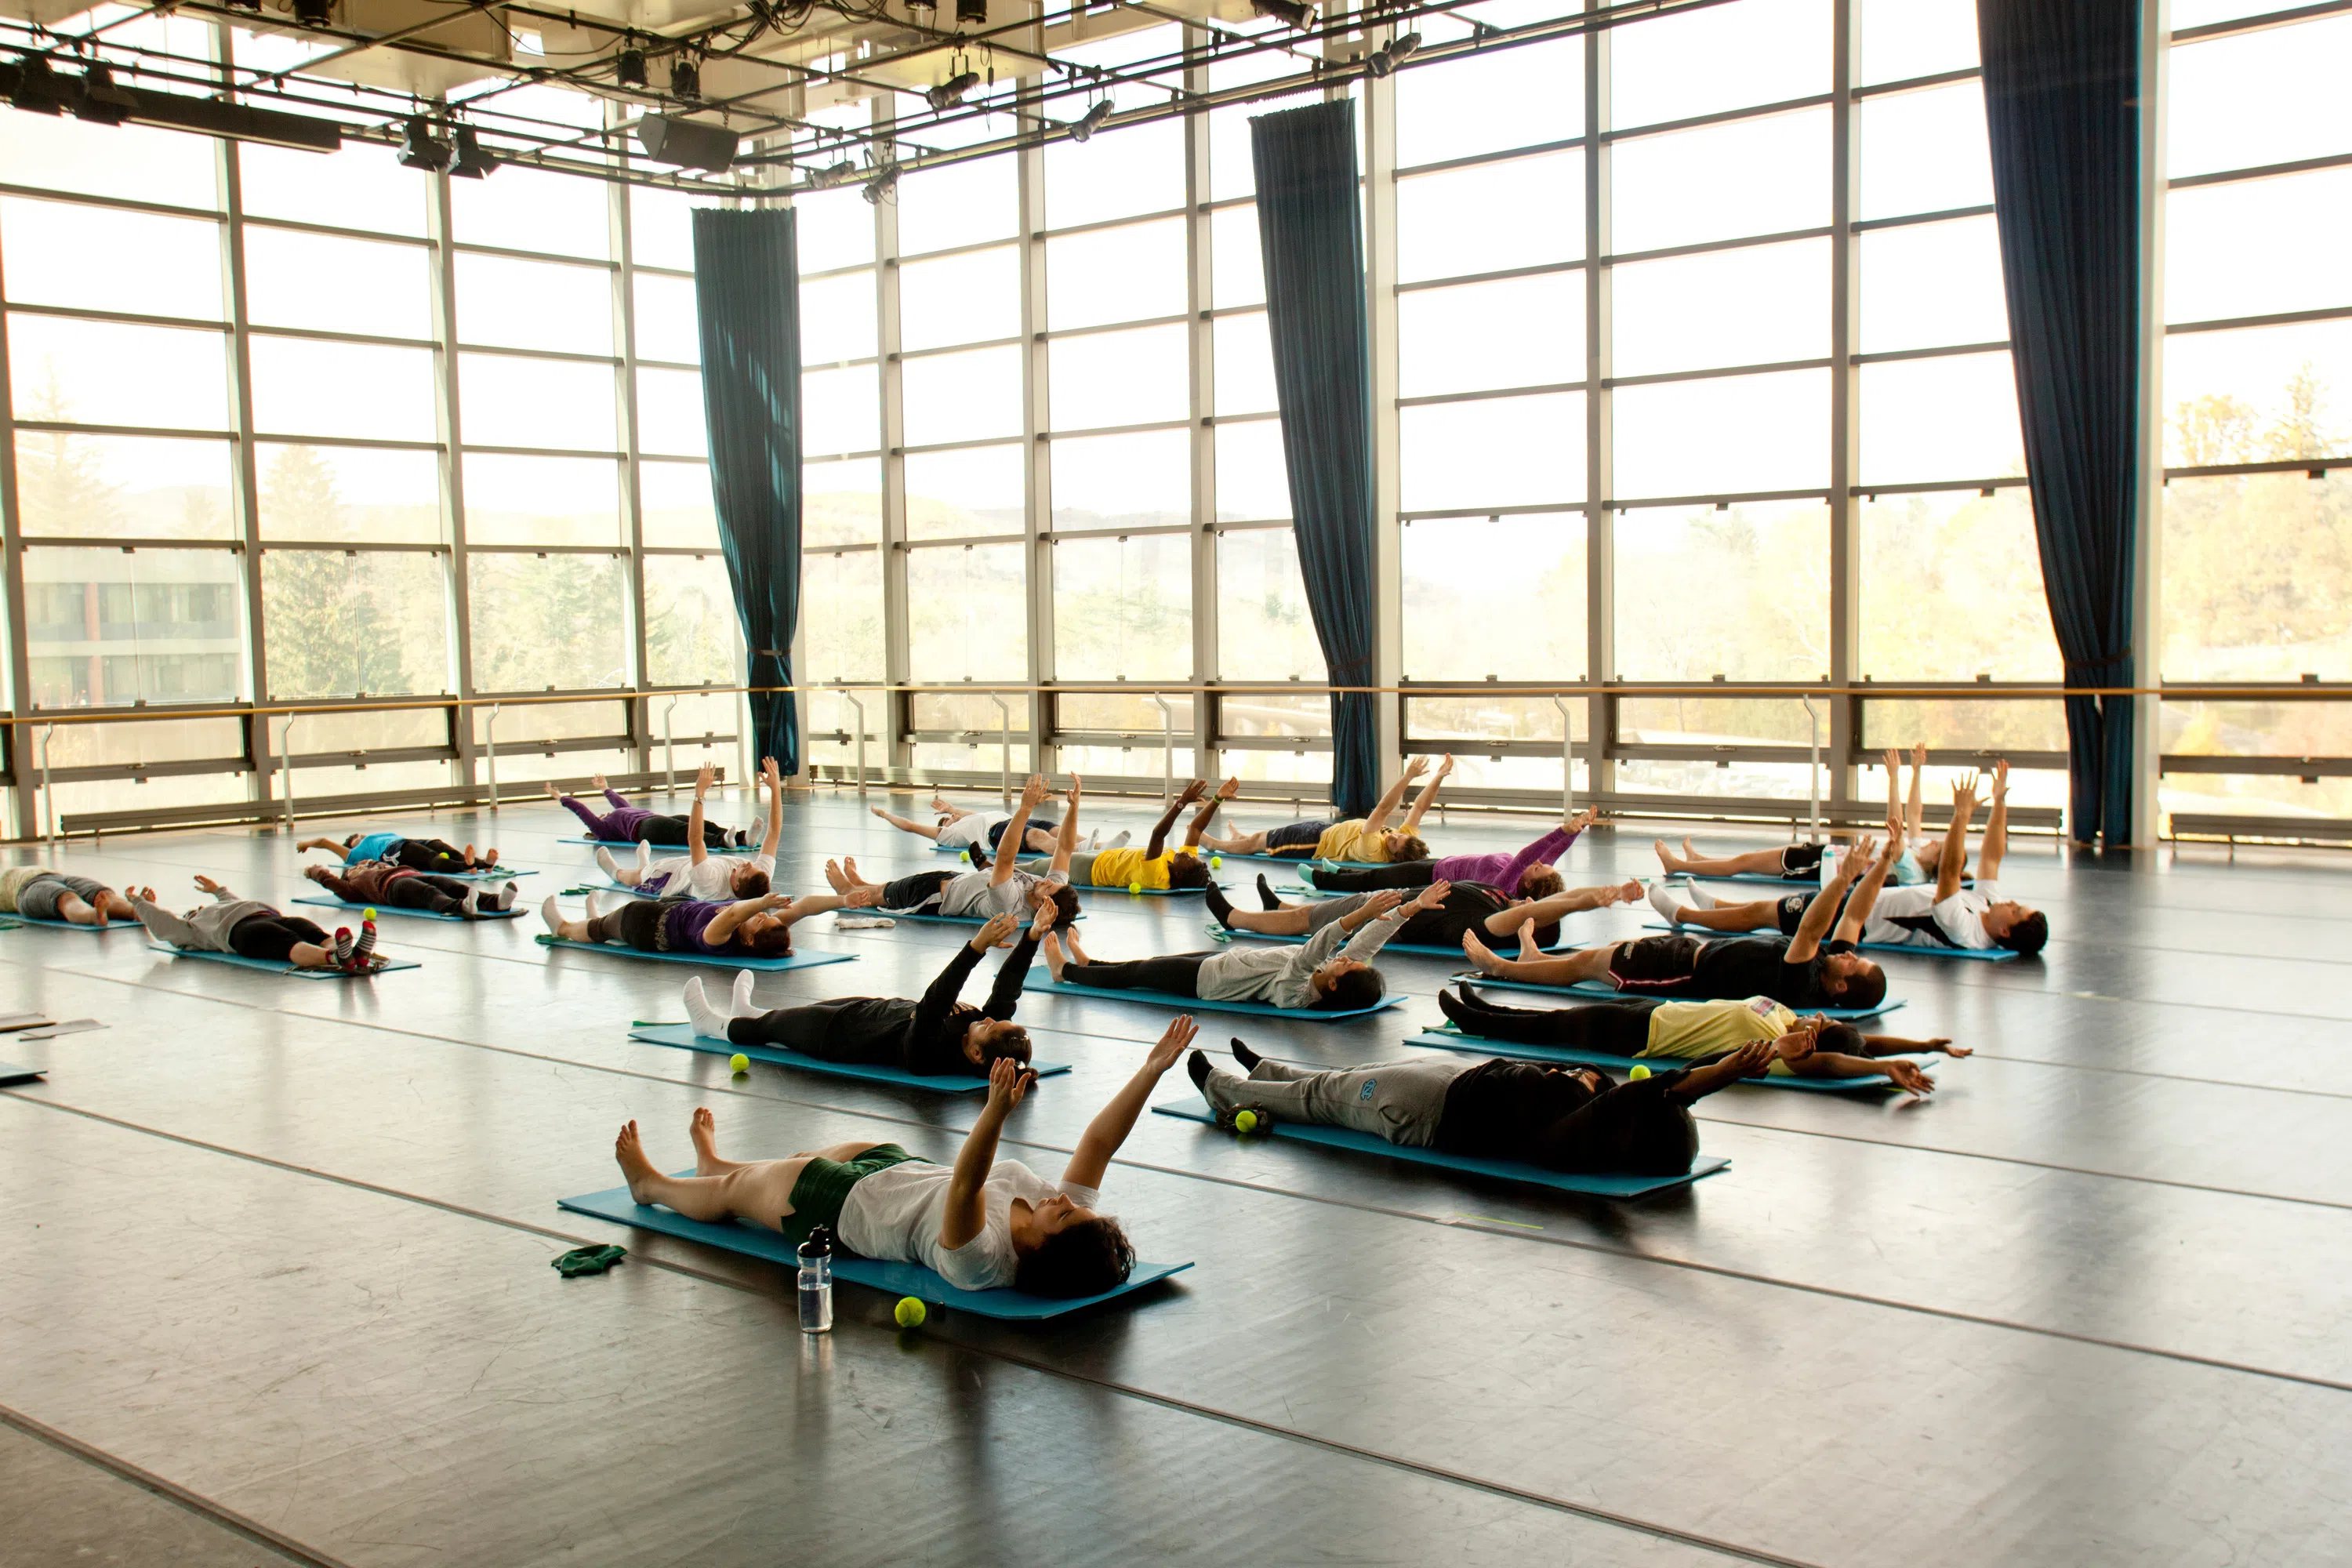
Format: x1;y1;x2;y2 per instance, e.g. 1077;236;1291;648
614;46;647;88
1368;30;1419;75
396;114;452;171
1250;0;1314;27
924;69;978;111
862;165;897;205
221;0;263;11
670;56;700;100
292;0;333;26
448;124;496;178
956;0;985;22
906;0;937;15
9;53;64;114
1068;98;1112;142
74;61;136;125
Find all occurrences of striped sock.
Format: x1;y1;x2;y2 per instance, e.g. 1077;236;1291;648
350;919;378;970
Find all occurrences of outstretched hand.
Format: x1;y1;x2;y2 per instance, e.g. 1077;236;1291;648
1145;1014;1199;1074
1402;756;1431;782
971;911;1020;952
1021;772;1050;809
694;760;716;800
1359;888;1406;920
1722;1039;1778;1079
1407;879;1453;914
1177;778;1209;806
1566;808;1598;834
1882;1058;1936;1098
985;1054;1033;1113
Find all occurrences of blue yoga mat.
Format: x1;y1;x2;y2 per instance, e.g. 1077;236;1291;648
1152;1100;1729;1197
0;1061;45;1086
628;1022;1072;1094
1450;972;1904;1020
1401;1030;1894;1093
1066;883;1203;898
421;866;536;880
1020;975;1403;1021
144;940;420;978
875;909;1084;927
0;915;133;933
1201;923;1577;958
557;1180;1192;1321
1639;921;2017;961
559;837;641;848
294;895;523;924
1667;871;1972;889
1218;851;1400;869
534;935;856;973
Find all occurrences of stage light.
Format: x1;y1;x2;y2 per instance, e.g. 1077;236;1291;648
806;159;856;187
638;114;739;170
862;165;897;205
1367;31;1417;75
9;53;64;114
396;114;451;170
74;61;136;125
670;56;700;100
956;0;986;22
924;69;978;111
1250;0;1314;29
1068;98;1112;142
615;46;647;88
448;124;496;178
906;0;937;15
292;0;333;26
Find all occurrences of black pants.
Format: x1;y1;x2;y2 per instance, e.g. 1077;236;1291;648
882;869;954;910
227;913;332;962
382;873;475;917
1443;989;1658;1051
637;814;735;849
728;999;900;1063
390;837;470;873
1061;951;1211;996
586;900;665;949
1306;862;1435;892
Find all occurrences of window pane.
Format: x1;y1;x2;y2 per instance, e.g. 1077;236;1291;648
908;543;1027;680
1611;0;1828;130
913;691;1036;731
896;158;1019;256
1406;694;1588;746
1859;214;2009;353
1214;311;1279;415
1613;501;1829;679
632;273;699;365
1060;692;1193;732
452;165;610;260
1215;421;1291;521
261;550;449;699
1211;205;1266;310
1207;42;1303;202
1612;109;1828;253
2165;169;2352;325
636;366;706;458
1401;392;1585;510
0;198;222;321
1858;352;2024;484
1857;0;1977;85
1859;700;2068;755
905;345;1023;445
0;113;216;209
1396;38;1582;165
1858;82;1994;221
1051;429;1189;530
2169;17;2352;180
801;456;882;548
466;553;628;690
907;445;1025;539
2164;471;2352;681
1618;697;1821;744
1399;154;1582;282
13;433;234;540
901;246;1022;351
9;315;227;431
1045;120;1186;229
644;554;741;686
466;698;626;746
40;715;245;769
456;254;615;354
1222;747;1334;786
1048;325;1186;430
24;546;245;707
2162;701;2352;760
1402;515;1586;679
1054;534;1192;680
1612;238;1827;378
1614;370;1826;497
1860;489;2060;680
1400;273;1584;397
1219;688;1329;741
463;454;622;546
644;459;722;550
245;228;431;339
804;364;879;456
2162;321;2352;466
628;185;717;271
802;547;885;688
1217;528;1327;681
259;444;441;543
794;188;877;272
242;140;427;235
459;354;616;450
799;270;877;365
253;337;438;441
1047;218;1187;331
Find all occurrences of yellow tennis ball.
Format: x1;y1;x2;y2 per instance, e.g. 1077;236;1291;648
959;850;970;863
1128;881;1143;894
1210;855;1223;869
361;907;378;921
728;1053;750;1074
895;1296;927;1328
1628;1064;1650;1080
1234;1109;1258;1133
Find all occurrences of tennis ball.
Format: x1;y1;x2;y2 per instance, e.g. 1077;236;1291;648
728;1053;750;1074
1128;881;1143;895
1234;1109;1258;1133
1628;1064;1650;1080
361;907;378;921
959;850;970;863
1210;855;1223;869
895;1296;927;1329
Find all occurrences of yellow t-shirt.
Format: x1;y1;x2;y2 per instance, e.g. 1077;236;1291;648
1642;996;1800;1076
1313;819;1391;863
1090;845;1196;888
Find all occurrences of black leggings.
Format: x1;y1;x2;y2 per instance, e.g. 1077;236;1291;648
883;869;954;910
227;913;331;962
390;838;472;873
1062;952;1211;996
1443;989;1659;1052
380;873;475;917
637;814;733;849
1306;862;1435;892
586;900;665;949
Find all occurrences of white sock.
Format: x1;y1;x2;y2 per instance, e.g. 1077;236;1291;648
1686;884;1716;910
461;887;481;917
539;895;562;931
584;891;602;920
634;841;652;872
499;880;518;911
1087;829;1100;851
1647;884;1686;924
730;968;757;1020
596;847;619;880
683;978;730;1040
1105;829;1131;850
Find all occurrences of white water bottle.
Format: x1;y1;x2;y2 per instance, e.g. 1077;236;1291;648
797;1225;833;1334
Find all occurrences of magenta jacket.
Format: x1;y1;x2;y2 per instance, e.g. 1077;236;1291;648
1432;826;1578;894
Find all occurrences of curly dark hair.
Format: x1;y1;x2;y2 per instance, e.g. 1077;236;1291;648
1014;1215;1135;1298
1998;911;2049;956
1817;1021;1867;1057
1167;855;1211;889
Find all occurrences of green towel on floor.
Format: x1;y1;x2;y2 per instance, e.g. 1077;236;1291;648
553;1243;626;1278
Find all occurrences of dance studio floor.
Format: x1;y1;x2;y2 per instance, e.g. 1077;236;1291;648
2;791;2347;1567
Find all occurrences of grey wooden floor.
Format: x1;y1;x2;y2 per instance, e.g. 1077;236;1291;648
2;791;2346;1567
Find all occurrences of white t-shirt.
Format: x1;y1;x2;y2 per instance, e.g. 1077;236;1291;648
937;812;1009;851
934;866;1062;919
839;1157;1102;1291
647;851;776;901
1858;878;2002;950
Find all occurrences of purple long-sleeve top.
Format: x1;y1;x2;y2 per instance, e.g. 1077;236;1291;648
1431;826;1578;895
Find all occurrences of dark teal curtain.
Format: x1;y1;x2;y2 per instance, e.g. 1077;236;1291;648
1251;100;1378;817
691;208;802;772
1979;0;2141;845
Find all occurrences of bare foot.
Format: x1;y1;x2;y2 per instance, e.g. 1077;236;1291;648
481;848;498;869
840;855;870;889
1461;930;1501;974
823;858;848;893
614;1120;659;1205
1653;837;1689;874
1041;929;1068;980
1064;929;1093;966
690;1107;722;1175
1516;923;1542;960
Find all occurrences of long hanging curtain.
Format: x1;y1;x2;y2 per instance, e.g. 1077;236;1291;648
1978;0;2142;845
691;207;803;773
1251;100;1379;817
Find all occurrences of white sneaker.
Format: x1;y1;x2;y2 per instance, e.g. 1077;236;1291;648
730;968;757;1019
683;978;730;1040
595;847;620;880
1647;883;1687;925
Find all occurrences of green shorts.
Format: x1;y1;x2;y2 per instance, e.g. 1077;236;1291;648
781;1143;922;1245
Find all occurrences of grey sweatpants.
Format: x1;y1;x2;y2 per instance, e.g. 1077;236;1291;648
1206;1056;1467;1148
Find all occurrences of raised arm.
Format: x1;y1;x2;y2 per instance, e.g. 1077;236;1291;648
940;1058;1030;1250
295;836;351;863
1495;813;1586;895
1396;754;1453;835
687;760;717;866
758;756;784;858
1179;791;1224;850
1936;775;1980;902
977;906;1051;1018
1882;748;1904;834
912;914;1009;1039
1979;760;2010;880
1063;1016;1196;1190
1785;839;1867;963
991;774;1051;888
1049;776;1083;877
1907;742;1928;843
1143;779;1206;861
1832;831;1900;944
702;889;788;943
1359;757;1426;836
1662;1039;1777;1104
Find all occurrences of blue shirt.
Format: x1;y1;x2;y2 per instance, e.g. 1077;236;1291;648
348;832;402;864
